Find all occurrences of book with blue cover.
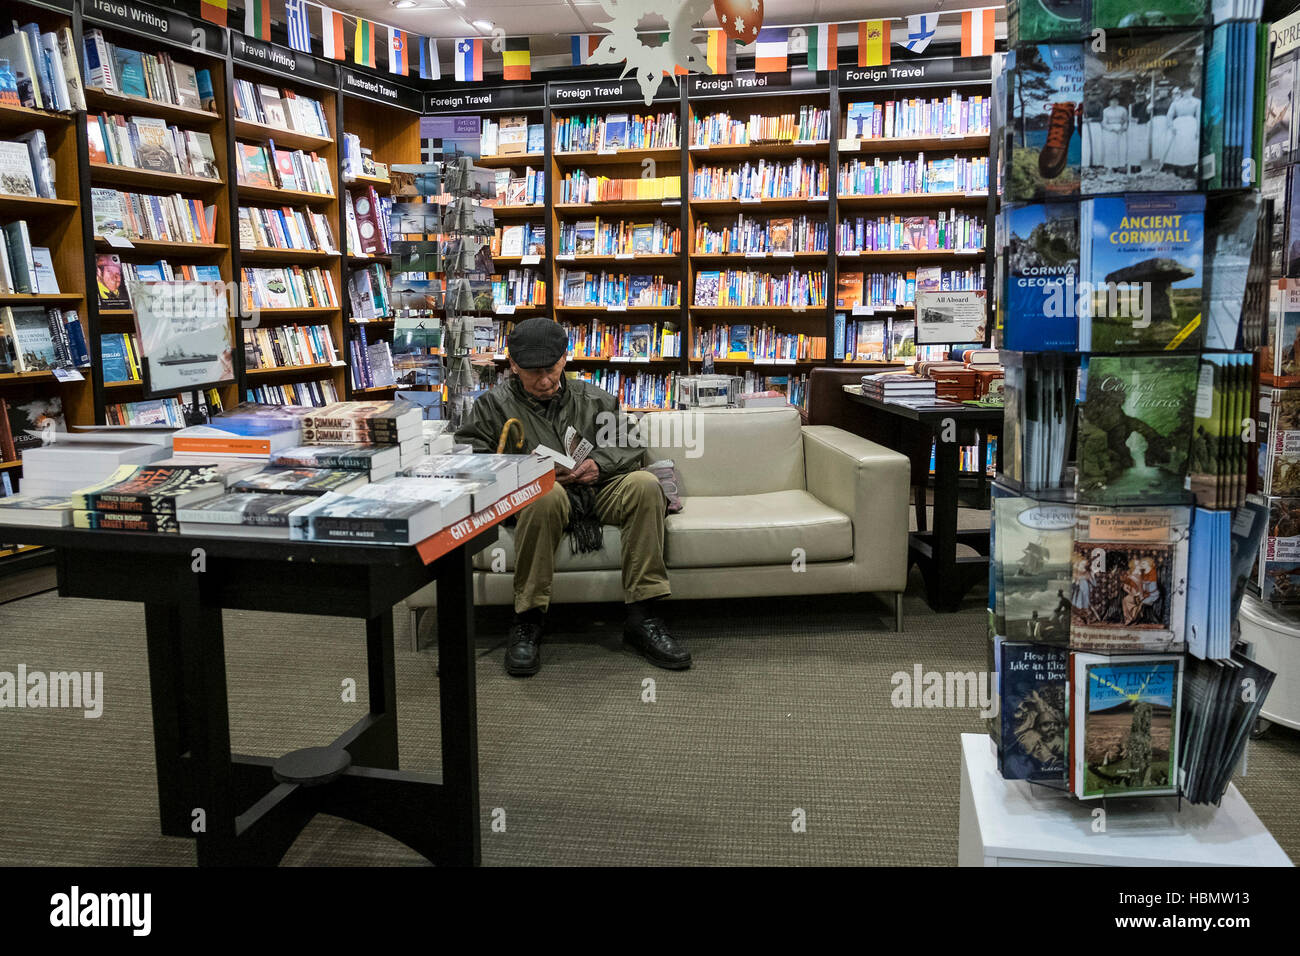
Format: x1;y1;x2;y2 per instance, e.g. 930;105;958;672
1078;193;1205;352
1203;193;1262;350
1004;202;1079;350
999;642;1068;781
111;47;147;99
100;333;130;383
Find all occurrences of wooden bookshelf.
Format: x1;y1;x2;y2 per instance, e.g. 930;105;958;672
338;85;420;398
73;13;246;423
0;102;73;133
235;183;335;206
0;194;79;216
232;118;333;153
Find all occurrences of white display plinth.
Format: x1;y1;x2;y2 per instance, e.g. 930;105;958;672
958;734;1293;867
1239;595;1300;732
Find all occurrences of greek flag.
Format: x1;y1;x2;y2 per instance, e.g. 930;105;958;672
285;0;311;54
904;14;938;55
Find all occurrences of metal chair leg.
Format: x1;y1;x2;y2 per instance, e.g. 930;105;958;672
409;607;422;652
894;592;904;633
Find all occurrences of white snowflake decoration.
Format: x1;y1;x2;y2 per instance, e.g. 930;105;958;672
588;0;715;105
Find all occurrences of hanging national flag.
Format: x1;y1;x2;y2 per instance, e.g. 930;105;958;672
904;14;938;54
961;8;996;57
354;18;377;67
244;0;270;42
651;33;688;75
321;8;346;60
389;27;410;76
503;37;531;80
285;0;311;54
858;20;890;67
419;36;441;80
807;24;837;71
571;34;601;66
754;27;788;73
705;29;733;75
456;38;483;81
199;0;226;28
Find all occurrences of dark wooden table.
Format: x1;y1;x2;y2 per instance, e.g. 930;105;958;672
845;390;1003;611
9;524;496;867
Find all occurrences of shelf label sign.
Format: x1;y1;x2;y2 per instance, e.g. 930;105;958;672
915;290;988;345
341;69;423;111
232;33;336;86
838;56;992;90
426;85;545;113
548;78;676;106
84;0;226;54
688;68;827;98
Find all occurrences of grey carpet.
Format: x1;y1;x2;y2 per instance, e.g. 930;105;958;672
1;564;1296;867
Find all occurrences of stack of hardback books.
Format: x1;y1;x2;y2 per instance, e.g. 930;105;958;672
859;372;937;403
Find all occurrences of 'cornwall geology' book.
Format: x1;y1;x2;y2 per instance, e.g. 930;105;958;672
1004;201;1079;350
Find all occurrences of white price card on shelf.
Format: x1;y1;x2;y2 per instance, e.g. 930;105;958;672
607;304;627;312
841;250;860;257
331;360;347;367
660;200;681;207
598;147;618;155
52;368;84;383
556;253;574;261
753;357;774;365
837;138;859;152
497;304;516;315
494;353;507;360
615;253;634;259
521;254;541;265
809;196;828;201
965;192;988;199
739;197;761;204
609;356;630;362
745;252;768;259
941;132;965;140
103;236;134;248
955;249;982;255
775;359;796;366
852;305;876;315
773;251;795;258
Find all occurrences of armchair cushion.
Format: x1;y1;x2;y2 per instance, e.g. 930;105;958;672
663;490;852;568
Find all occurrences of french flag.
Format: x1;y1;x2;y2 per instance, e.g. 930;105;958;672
455;38;483;81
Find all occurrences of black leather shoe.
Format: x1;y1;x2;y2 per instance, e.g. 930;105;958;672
624;617;692;670
505;620;543;677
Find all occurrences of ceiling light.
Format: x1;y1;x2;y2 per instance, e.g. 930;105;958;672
471;19;494;30
391;0;416;7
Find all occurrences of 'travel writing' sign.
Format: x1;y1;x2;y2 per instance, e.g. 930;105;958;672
233;33;337;87
85;0;226;54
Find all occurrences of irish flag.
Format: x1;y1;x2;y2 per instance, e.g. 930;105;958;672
807;24;837;71
961;8;996;57
753;27;788;73
355;19;377;67
321;9;346;60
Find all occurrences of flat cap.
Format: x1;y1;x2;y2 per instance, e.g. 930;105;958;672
507;317;568;368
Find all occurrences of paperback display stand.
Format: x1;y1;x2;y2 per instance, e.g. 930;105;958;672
987;1;1282;824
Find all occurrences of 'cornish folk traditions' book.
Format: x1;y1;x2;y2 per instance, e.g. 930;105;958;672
992;494;1075;643
1069;504;1191;653
1078;193;1205;352
1075;354;1198;504
998;642;1068;782
1008;42;1084;202
1069;653;1183;799
1003;201;1079;350
1082;30;1204;195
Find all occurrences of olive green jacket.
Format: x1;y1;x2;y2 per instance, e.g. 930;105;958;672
454;375;643;485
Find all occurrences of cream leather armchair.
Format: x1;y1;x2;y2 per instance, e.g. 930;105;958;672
403;406;911;644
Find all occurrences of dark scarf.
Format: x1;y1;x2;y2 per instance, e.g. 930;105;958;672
514;377;604;555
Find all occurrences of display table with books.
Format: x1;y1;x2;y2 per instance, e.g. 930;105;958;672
0;399;558;866
844;388;1002;611
958;734;1291;867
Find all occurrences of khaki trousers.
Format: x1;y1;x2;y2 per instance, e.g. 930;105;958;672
513;470;670;613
